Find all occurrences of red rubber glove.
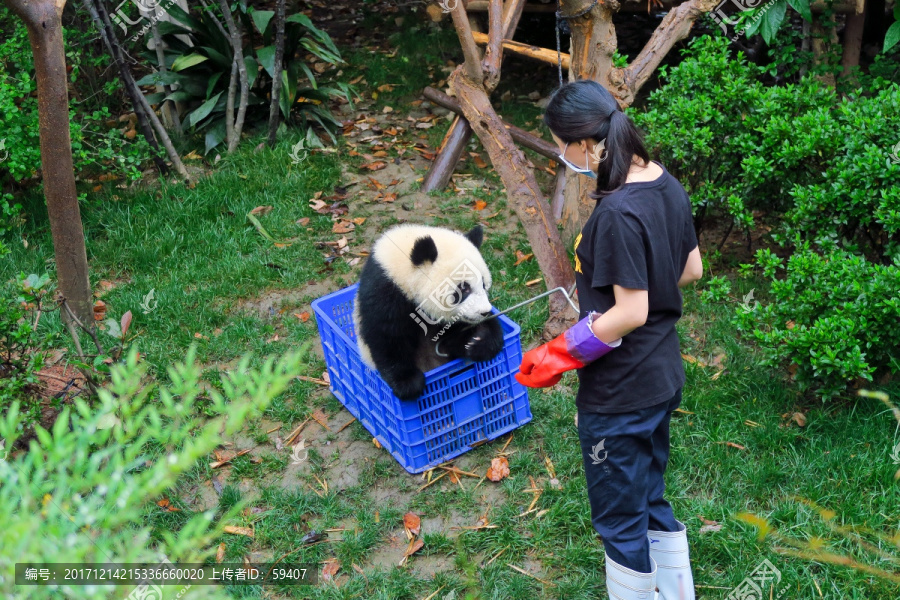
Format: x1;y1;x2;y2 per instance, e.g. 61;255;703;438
515;312;622;388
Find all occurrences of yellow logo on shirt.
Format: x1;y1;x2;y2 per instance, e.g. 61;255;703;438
573;232;582;273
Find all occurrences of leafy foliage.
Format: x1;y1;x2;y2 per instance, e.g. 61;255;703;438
0;5;155;190
734;244;900;400
0;343;307;599
139;3;357;154
0;274;59;432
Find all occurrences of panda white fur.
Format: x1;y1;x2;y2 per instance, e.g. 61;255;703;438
352;223;505;401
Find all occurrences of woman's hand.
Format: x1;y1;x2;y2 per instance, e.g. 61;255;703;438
515;312;622;388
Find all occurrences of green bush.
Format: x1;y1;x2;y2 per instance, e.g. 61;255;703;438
0;344;307;599
0;273;59;435
0;6;156;196
632;34;900;264
138;3;356;153
778;84;900;262
735;243;900;400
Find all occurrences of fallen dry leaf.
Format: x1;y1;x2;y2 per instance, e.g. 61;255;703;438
486;456;510;482
333;220;355;234
474;199;487;211
403;538;424;559
322;559;341;581
362;161;387;171
249;205;273;216
514;250;533;266
93;300;107;321
352;217;366;225
311;409;330;430
297;217;310;226
403;512;421;536
222;526;254;537
295;311;311;322
373;437;382;449
792;412;807;427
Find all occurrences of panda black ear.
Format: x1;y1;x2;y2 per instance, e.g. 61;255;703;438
464;225;484;249
411;235;438;266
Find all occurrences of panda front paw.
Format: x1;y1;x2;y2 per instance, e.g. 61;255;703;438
386;369;427;401
463;322;505;362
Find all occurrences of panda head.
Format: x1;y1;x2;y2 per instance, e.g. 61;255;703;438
372;223;494;324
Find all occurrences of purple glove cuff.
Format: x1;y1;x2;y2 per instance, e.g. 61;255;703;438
563;312;623;365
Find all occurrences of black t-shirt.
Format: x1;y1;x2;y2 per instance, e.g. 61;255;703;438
572;160;698;414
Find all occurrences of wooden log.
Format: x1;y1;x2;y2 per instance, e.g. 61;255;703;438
422;0;527;193
471;31;570;69
841;0;866;77
465;0;863;13
551;169;567;222
422;86;559;160
447;65;577;337
421;113;474;191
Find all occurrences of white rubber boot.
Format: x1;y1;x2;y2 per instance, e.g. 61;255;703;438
647;519;695;600
605;554;659;600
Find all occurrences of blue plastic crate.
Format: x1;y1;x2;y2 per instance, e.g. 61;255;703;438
311;282;532;474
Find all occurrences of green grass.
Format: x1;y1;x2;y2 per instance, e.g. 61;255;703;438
3;3;900;599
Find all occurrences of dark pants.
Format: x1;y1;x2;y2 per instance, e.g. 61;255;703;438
577;387;684;573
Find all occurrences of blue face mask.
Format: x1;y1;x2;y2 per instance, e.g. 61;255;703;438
558;141;604;179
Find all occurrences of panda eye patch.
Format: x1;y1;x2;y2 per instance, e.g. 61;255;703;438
451;281;472;305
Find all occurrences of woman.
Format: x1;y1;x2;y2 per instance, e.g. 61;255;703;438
515;79;703;600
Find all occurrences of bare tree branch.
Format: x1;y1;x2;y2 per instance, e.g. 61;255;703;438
481;0;503;92
611;0;721;105
267;0;286;147
218;0;249;153
448;1;484;83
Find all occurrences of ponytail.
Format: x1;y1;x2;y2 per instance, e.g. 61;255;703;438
542;80;651;205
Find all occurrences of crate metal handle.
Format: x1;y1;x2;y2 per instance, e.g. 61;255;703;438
474;284;579;325
432;284;579;357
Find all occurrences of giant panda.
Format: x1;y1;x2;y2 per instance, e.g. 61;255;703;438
352;223;506;401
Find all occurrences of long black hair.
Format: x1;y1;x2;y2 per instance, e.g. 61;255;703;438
542;79;650;202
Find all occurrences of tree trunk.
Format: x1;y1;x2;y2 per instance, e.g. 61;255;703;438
3;0;94;331
447;1;577;338
219;0;249;153
441;0;721;337
422;0;525;194
84;0;191;180
267;0;286;147
151;19;183;134
840;0;866;78
811;15;840;87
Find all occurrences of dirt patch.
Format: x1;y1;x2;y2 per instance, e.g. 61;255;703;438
229;280;335;321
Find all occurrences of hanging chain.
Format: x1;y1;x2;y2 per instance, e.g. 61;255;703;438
555;1;563;88
555;0;600;87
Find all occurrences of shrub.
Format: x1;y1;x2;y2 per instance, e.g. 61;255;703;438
0;343;307;599
0;6;156;192
734;243;900;400
138;3;356;154
0;273;59;435
632;34;900;264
